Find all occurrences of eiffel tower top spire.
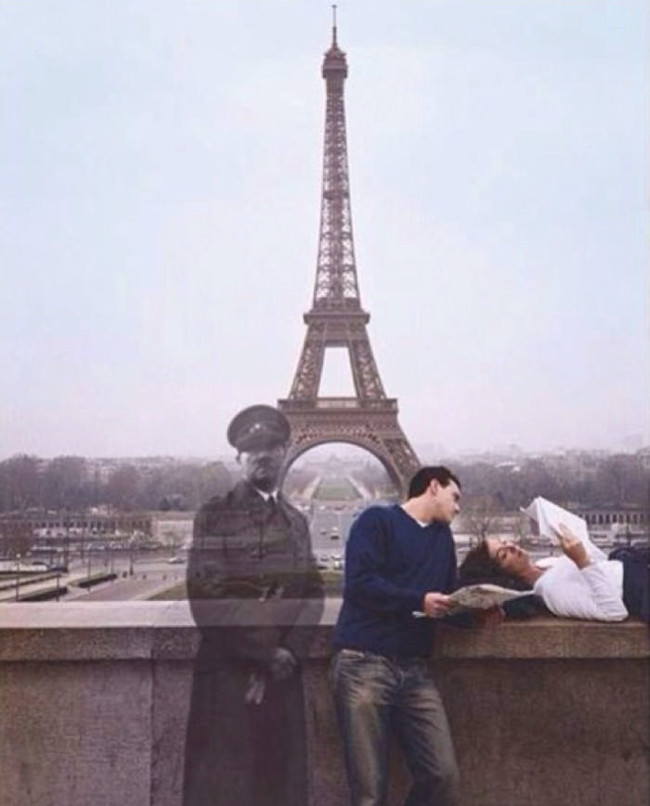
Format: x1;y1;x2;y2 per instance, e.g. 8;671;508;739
331;4;339;49
323;5;345;73
312;12;362;312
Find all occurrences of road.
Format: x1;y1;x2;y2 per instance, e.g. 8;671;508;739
309;502;360;555
42;498;362;600
56;554;186;601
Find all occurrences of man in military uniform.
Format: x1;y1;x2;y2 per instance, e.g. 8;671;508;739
183;405;324;806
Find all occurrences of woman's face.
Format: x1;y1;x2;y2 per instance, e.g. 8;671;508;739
485;538;530;577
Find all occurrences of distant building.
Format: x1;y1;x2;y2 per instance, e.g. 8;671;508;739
0;510;152;541
152;512;194;549
577;504;648;532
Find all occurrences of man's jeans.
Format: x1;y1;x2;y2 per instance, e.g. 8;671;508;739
330;649;459;806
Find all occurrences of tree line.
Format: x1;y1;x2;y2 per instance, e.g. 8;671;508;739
0;455;233;514
448;454;649;512
0;452;647;516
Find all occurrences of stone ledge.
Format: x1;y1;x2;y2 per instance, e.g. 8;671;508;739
0;603;648;806
0;600;648;662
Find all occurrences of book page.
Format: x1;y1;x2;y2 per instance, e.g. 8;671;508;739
520;496;589;545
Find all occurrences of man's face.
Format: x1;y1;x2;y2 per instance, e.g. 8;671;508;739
241;443;286;492
486;538;529;576
430;480;461;524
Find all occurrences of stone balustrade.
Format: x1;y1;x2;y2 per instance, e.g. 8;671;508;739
0;601;648;806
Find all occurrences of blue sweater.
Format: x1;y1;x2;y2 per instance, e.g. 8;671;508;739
333;504;458;658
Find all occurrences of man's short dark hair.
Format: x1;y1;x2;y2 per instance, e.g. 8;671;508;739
407;466;461;499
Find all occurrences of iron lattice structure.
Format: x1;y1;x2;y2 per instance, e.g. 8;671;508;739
279;22;419;495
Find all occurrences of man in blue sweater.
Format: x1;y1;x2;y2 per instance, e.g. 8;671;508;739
331;466;465;806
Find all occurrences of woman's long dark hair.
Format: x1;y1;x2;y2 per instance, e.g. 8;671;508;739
459;540;531;590
459;541;545;618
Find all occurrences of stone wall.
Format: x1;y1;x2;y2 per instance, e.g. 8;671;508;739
0;602;648;806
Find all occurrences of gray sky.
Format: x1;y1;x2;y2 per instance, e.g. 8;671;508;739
2;1;647;459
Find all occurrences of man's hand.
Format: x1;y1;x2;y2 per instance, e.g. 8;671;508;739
554;523;590;569
269;647;298;681
473;605;505;629
422;592;453;619
245;673;266;705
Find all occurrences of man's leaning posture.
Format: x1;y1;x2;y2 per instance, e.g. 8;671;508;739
331;465;495;806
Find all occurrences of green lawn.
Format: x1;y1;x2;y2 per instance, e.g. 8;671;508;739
313;477;359;501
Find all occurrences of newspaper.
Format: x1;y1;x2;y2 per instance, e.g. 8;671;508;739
413;584;530;617
520;496;589;546
446;584;530;614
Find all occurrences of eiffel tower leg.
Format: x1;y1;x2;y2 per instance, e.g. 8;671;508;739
288;324;325;400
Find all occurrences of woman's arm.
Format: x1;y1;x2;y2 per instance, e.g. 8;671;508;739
535;557;628;621
545;525;628;620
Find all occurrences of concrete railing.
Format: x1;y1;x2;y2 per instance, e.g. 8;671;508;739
0;602;648;806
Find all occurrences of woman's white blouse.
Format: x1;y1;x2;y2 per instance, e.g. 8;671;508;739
533;554;627;621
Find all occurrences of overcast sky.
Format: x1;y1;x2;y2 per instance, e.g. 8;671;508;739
1;1;647;460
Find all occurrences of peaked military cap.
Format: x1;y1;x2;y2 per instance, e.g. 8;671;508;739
227;404;291;452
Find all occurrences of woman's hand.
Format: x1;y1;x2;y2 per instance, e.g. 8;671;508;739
554;523;590;569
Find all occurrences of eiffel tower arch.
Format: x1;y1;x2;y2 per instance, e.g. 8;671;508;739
278;17;419;496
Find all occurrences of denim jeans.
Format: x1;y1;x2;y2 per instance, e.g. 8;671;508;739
330;649;459;806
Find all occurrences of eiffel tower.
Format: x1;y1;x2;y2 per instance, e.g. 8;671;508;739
278;16;419;495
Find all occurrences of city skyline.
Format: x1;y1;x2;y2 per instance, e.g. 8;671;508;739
2;2;647;460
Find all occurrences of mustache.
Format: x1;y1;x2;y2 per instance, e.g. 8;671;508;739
250;459;280;471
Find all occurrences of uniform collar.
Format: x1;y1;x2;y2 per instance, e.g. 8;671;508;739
254;487;278;503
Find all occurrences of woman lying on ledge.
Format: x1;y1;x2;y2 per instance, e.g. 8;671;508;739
459;525;649;623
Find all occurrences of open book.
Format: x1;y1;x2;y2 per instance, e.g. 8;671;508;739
520;496;589;545
413;584;531;616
